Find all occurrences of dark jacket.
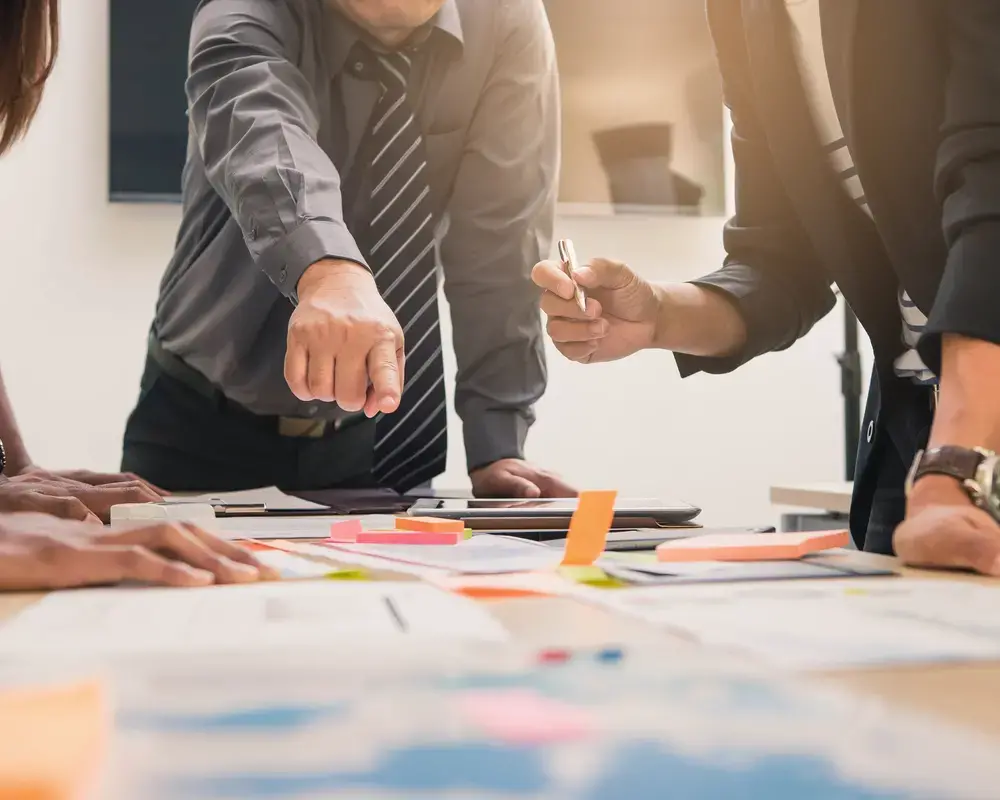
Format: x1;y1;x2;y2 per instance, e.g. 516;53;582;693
677;0;1000;552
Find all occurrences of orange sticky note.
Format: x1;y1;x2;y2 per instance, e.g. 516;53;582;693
561;491;617;566
655;530;850;562
395;516;465;534
454;587;549;600
0;679;108;800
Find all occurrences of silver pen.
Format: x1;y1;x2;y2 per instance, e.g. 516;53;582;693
557;238;588;314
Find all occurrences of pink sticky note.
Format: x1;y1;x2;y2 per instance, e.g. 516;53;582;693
457;689;594;744
327;519;364;543
355;531;461;545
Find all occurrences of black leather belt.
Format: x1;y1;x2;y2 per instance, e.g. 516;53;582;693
147;336;366;439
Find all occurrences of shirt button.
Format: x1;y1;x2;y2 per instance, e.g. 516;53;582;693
353;60;365;75
866;420;874;443
248;226;257;241
279;266;287;283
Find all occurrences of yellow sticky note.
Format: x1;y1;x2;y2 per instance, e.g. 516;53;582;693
557;565;624;588
324;569;369;581
561;491;617;567
0;679;108;800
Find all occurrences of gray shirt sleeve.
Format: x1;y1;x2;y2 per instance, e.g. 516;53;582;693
187;0;368;300
440;0;559;472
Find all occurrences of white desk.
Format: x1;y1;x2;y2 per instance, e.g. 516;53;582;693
770;481;853;531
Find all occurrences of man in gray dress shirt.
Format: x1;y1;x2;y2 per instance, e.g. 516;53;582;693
122;0;574;498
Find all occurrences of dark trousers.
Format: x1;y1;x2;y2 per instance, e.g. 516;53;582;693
122;357;380;493
860;433;911;556
853;371;934;556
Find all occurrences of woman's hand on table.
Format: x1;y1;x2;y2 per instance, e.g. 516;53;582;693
0;470;163;523
0;514;279;591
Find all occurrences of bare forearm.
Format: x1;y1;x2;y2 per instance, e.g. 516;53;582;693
0;368;31;474
928;334;1000;451
652;283;748;358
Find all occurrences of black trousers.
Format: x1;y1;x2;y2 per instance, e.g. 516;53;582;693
853;371;934;556
122;357;380;493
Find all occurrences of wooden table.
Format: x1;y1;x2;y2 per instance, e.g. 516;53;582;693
2;549;999;743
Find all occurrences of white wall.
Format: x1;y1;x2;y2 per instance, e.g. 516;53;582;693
0;0;871;527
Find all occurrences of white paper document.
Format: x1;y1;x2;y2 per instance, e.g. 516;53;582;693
213;514;338;541
328;535;565;575
214;514;401;541
252;549;343;579
0;582;509;658
269;541;453;579
167;486;327;511
596;578;1000;669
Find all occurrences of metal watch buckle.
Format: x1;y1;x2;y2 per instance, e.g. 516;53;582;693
972;451;1000;521
903;449;923;497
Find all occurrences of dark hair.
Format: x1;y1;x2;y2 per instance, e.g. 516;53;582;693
0;0;59;156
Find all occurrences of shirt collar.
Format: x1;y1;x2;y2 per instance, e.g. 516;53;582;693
327;1;464;76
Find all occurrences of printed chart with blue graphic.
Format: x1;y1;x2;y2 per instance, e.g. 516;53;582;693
103;650;1000;799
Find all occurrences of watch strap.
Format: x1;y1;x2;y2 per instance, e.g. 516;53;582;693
910;446;988;487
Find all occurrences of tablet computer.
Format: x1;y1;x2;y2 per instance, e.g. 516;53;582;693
407;497;701;526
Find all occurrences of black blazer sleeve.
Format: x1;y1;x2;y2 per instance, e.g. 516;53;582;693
675;0;835;378
920;1;1000;373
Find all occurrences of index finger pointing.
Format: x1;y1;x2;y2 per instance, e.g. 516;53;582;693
531;260;577;301
367;338;402;414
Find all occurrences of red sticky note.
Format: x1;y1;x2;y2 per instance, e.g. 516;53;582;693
561;491;617;566
238;540;281;552
457;689;594;744
395;516;465;534
656;530;850;562
328;519;364;543
0;679;108;800
356;531;461;545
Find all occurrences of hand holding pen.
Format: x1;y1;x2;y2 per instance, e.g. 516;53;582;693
530;242;663;364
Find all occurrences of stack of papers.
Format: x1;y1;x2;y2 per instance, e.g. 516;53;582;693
0;582;509;659
323;535;566;575
213;514;397;541
592;578;1000;669
601;554;893;585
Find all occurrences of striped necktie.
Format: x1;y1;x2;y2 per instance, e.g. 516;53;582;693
357;48;448;492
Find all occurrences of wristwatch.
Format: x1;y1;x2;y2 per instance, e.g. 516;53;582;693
905;445;1000;522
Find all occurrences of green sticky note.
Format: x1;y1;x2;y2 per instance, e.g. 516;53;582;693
463;529;474;540
557;566;625;588
324;569;369;581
